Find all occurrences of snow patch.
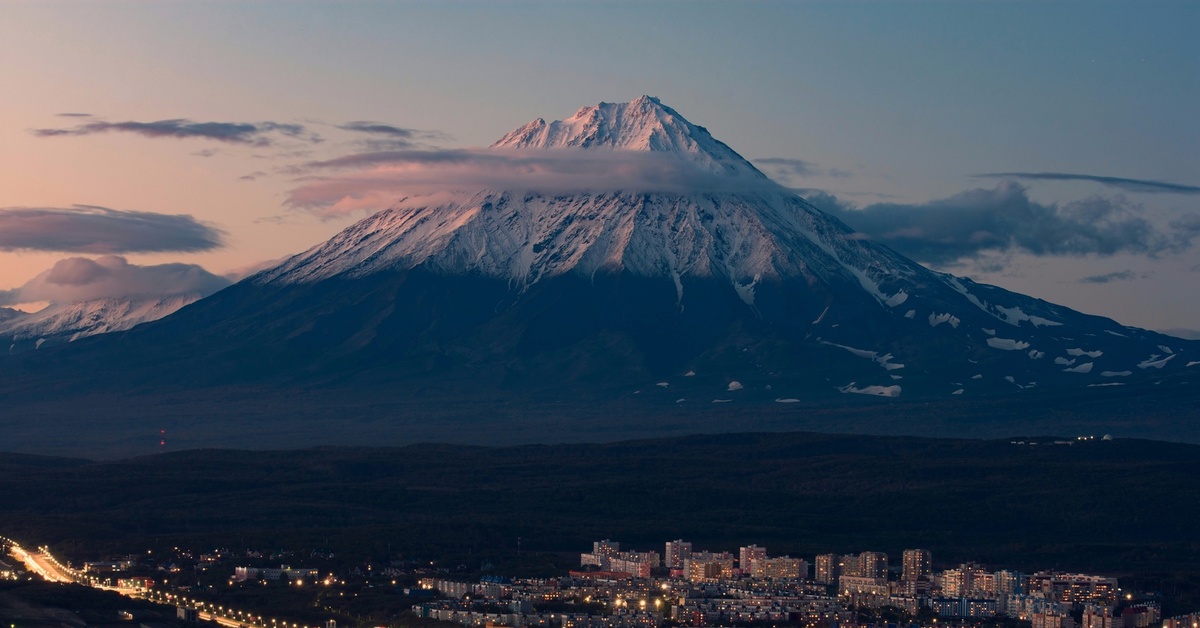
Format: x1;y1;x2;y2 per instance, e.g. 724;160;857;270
993;305;1061;327
812;306;829;325
656;381;670;388
885;290;909;307
945;276;990;313
1054;357;1075;366
726;381;743;391
987;337;1030;351
733;273;761;306
712;399;732;403
928;312;960;328
1067;348;1103;358
684;370;696;377
1063;362;1094;374
838;382;902;397
1188;361;1200;367
1158;345;1174;354
1089;383;1125;387
904;309;916;319
971;374;982;379
774;398;800;403
1028;349;1044;360
821;341;904;370
951;389;964;395
1101;371;1131;377
1138;354;1176;369
982;328;996;336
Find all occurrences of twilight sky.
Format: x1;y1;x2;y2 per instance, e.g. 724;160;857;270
1;1;1197;334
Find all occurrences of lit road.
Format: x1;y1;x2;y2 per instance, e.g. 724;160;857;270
196;609;247;628
8;542;75;583
5;535;302;628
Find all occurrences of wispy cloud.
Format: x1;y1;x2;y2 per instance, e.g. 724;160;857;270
1079;270;1137;284
286;149;780;216
0;205;224;253
977;172;1200;195
754;157;851;183
0;255;230;306
805;182;1191;266
32;119;321;146
333;121;451;151
755;157;820;179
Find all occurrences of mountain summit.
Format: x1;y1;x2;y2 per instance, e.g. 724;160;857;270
2;97;1197;454
491;95;764;177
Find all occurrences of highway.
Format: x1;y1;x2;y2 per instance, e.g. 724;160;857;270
4;535;308;628
7;541;75;584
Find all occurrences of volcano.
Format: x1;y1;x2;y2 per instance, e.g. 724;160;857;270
3;96;1197;455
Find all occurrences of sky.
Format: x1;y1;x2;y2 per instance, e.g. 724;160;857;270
1;1;1197;334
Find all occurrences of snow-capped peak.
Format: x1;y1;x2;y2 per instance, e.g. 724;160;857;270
0;293;205;350
258;97;910;300
491;96;765;178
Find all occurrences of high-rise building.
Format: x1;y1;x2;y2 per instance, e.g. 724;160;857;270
592;540;620;557
1026;571;1119;606
739;545;767;574
1083;604;1120;628
665;540;692;569
688;561;726;583
840;554;861;578
815;554;841;584
752;557;806;580
902;549;932;582
858;552;888;579
685;552;735;582
940;568;968;597
995;570;1024;596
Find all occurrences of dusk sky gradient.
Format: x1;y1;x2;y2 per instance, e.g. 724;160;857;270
2;1;1197;332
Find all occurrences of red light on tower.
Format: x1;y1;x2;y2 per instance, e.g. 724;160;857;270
159;428;165;453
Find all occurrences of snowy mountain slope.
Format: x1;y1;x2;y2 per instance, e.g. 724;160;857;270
0;307;25;326
1;293;205;352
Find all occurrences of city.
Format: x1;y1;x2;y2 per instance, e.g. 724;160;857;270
5;534;1198;628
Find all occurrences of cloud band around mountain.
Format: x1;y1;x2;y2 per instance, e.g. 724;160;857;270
806;182;1191;265
285;149;779;216
0;205;225;254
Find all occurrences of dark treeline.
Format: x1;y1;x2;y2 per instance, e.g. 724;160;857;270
0;432;1198;608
